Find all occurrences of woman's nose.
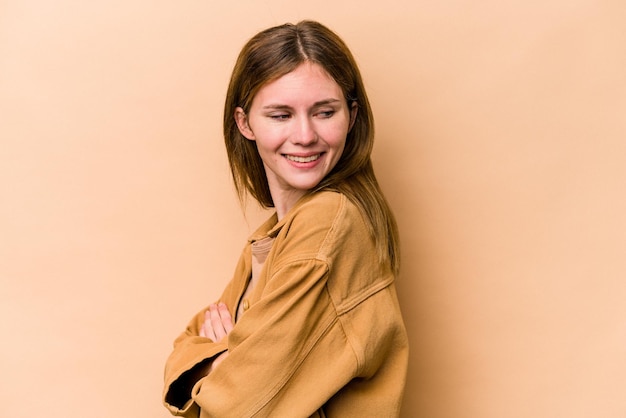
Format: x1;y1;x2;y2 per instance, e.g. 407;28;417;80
292;117;318;145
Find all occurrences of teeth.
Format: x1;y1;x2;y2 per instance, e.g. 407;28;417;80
286;154;320;163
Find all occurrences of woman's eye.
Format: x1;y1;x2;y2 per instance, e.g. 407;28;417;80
269;114;290;120
317;110;335;118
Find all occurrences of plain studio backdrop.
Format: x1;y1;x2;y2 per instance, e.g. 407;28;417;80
1;1;625;417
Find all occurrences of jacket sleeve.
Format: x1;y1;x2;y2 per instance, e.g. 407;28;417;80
192;258;360;418
162;251;249;417
162;315;228;416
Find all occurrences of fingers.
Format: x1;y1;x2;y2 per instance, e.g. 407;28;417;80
218;303;234;334
209;304;225;341
201;310;214;340
200;303;233;342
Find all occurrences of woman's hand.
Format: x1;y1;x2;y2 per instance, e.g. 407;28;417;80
199;303;234;342
199;303;233;373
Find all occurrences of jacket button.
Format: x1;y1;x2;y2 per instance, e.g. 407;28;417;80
242;299;250;311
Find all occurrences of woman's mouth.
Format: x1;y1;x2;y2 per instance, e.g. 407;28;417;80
284;154;321;163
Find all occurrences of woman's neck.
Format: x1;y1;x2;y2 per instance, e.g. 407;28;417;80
272;189;307;220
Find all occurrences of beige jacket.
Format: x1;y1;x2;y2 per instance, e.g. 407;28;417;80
163;191;409;417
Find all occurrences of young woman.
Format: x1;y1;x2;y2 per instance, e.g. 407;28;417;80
163;20;408;417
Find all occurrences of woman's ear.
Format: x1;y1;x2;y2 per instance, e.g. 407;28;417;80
348;101;358;132
234;107;255;140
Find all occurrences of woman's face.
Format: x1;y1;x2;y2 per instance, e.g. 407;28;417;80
235;62;356;212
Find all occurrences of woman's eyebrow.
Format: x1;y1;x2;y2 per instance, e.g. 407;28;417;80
261;98;341;110
312;98;341;107
262;104;292;111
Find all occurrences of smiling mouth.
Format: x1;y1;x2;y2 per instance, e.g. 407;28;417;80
284;154;321;163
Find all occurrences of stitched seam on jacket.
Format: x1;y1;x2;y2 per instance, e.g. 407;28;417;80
245;307;339;417
310;193;394;317
333;295;363;375
335;278;394;316
316;193;345;262
268;193;345;271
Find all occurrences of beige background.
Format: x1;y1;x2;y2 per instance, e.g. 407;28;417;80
1;1;625;417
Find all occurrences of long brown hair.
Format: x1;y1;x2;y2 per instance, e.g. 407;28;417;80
223;20;400;273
